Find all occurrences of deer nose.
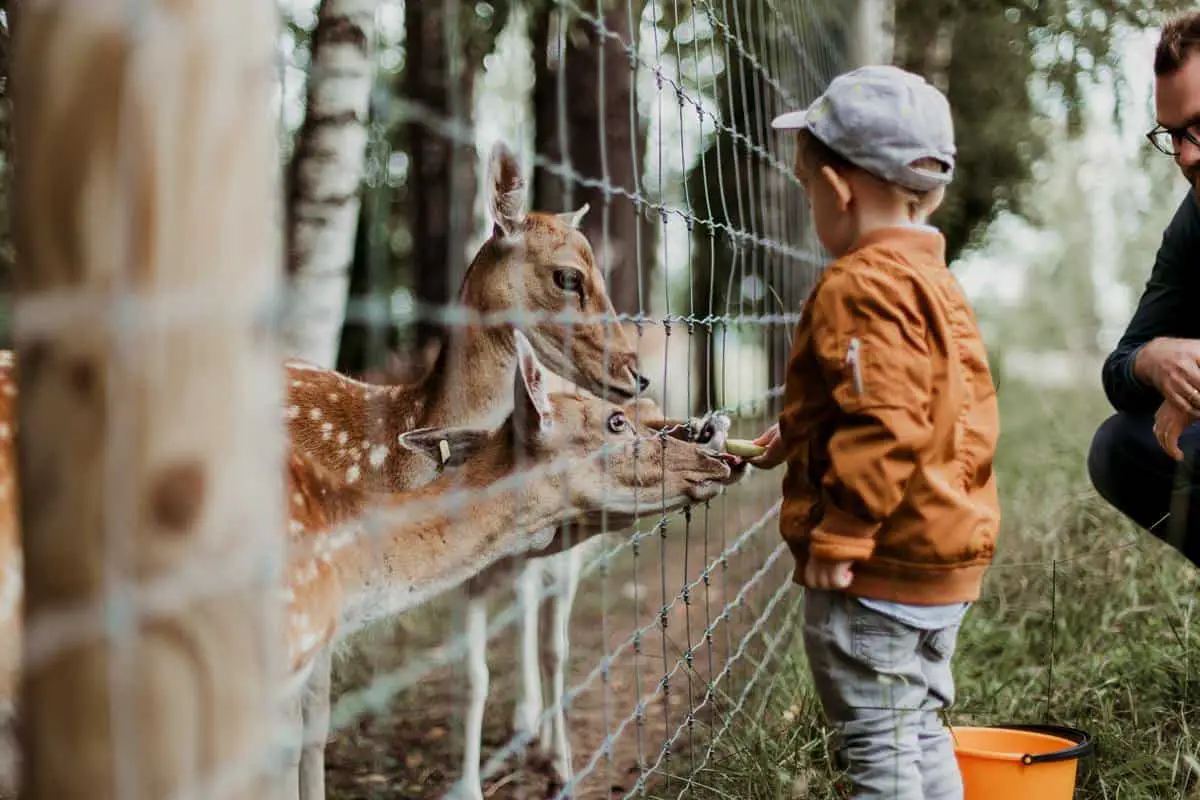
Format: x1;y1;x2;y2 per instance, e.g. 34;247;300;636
633;370;650;393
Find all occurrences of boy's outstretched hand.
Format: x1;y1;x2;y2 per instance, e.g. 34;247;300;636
748;423;785;469
804;558;854;590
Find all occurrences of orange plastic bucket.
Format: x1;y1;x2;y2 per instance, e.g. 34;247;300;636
951;724;1093;800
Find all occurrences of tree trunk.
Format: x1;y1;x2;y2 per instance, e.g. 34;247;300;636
11;1;285;796
403;1;479;355
851;0;895;66
530;0;651;318
281;0;376;368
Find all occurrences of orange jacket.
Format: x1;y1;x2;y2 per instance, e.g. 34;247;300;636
777;226;1001;604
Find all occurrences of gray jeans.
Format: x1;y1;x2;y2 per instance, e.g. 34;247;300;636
802;589;964;800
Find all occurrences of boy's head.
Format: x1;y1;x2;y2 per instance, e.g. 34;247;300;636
772;65;955;257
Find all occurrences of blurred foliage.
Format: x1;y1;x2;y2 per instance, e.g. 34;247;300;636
340;1;513;371
894;0;1192;260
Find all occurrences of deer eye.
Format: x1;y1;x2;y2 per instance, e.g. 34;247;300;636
553;268;584;294
606;411;628;434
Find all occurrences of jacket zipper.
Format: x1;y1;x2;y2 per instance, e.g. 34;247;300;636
846;337;864;395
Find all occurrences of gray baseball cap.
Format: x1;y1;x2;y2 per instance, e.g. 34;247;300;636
772;65;955;192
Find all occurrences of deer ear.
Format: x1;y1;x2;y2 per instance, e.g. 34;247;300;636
488;141;527;239
512;329;552;438
398;427;492;468
556;203;590;229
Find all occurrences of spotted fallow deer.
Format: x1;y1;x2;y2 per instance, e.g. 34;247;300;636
277;141;657;798
0;335;733;798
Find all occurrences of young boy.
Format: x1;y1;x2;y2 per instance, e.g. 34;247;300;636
750;65;1001;799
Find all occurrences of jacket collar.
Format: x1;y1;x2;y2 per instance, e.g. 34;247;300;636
845;225;947;265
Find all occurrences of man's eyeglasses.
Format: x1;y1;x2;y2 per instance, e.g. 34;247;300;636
1147;122;1200;157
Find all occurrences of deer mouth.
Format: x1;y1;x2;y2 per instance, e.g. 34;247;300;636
577;358;644;402
682;454;734;500
525;330;645;401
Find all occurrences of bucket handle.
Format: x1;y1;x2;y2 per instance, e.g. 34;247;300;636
990;723;1095;765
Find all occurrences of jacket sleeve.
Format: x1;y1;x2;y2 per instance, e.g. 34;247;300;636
1101;192;1200;414
803;268;934;563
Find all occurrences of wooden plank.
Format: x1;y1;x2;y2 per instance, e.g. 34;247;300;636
10;0;286;796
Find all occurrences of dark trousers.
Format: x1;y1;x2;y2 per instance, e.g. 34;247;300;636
1087;412;1200;567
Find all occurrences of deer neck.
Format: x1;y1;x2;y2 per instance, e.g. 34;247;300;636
284;324;516;494
421;323;515;429
330;449;563;634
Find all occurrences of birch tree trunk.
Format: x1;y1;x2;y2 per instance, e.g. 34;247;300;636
11;0;286;796
281;0;376;368
851;0;895;66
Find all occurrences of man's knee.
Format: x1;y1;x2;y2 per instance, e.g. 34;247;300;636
1087;413;1133;502
1087;411;1185;536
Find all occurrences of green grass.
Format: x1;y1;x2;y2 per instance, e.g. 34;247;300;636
655;380;1200;799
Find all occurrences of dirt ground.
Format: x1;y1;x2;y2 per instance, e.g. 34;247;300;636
322;475;797;800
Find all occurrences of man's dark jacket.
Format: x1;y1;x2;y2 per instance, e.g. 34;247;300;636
1101;191;1200;414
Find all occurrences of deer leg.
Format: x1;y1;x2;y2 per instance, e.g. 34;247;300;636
512;559;544;744
458;595;488;800
298;647;332;800
282;684;304;800
541;549;582;787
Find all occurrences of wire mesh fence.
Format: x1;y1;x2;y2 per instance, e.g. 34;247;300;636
7;1;1194;799
286;2;854;797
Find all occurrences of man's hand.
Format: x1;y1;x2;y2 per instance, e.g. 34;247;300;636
748;423;785;469
1154;400;1195;461
1135;337;1200;415
803;557;854;590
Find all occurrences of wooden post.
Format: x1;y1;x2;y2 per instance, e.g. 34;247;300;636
10;0;285;797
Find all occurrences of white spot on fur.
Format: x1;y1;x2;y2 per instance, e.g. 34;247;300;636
0;423;11;440
361;440;370;450
289;520;304;534
309;408;322;421
328;393;339;402
346;465;361;484
286;405;300;420
2;384;13;397
321;422;334;440
0;352;12;367
337;431;349;446
368;445;388;468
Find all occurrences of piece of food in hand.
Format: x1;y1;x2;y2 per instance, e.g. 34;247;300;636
724;438;767;459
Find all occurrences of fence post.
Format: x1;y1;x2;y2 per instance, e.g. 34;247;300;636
10;0;286;797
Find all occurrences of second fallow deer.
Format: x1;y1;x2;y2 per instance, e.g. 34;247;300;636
278;333;735;796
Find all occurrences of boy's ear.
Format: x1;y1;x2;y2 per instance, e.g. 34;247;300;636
819;164;854;211
915;184;947;221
